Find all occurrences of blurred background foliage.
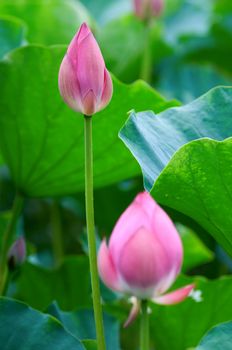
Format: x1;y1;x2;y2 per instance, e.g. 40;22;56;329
0;0;232;349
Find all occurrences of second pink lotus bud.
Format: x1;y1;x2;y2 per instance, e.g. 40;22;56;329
134;0;164;20
58;23;113;116
98;192;194;305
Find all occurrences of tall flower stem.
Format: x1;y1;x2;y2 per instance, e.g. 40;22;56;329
140;300;150;350
84;115;106;350
0;193;24;295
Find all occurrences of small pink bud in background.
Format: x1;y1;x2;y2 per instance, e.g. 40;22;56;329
8;237;26;270
134;0;164;20
98;192;194;305
58;23;113;116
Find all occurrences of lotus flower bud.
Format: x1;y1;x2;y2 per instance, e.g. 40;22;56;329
7;237;26;270
98;192;194;304
58;23;113;116
134;0;164;20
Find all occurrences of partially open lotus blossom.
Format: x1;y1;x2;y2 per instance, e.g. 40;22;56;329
7;236;26;270
58;23;113;116
98;192;194;308
134;0;164;20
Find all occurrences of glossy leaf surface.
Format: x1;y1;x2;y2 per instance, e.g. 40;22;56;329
0;45;177;197
0;298;84;349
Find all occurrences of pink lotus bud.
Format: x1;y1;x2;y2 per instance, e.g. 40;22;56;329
7;237;26;270
58;23;113;116
98;192;194;304
134;0;164;20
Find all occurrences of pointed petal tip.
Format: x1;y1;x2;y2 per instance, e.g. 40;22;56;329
134;191;156;212
74;22;91;47
153;283;195;305
135;191;152;201
81;21;88;27
123;298;140;328
79;22;90;33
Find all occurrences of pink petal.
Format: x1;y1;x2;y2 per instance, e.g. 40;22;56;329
118;227;174;298
133;0;163;18
108;192;184;298
150;202;183;294
97;68;113;112
58;55;83;113
109;198;150;267
67;23;90;67
76;23;90;44
152;284;195;305
76;25;105;100
134;192;157;222
151;0;164;16
82;89;97;116
110;192;183;296
124;298;140;328
134;0;143;18
97;239;121;292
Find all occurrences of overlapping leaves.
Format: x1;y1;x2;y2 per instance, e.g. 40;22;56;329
120;87;232;255
0;298;85;349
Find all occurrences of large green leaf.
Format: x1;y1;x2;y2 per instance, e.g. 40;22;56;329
197;321;232;350
0;15;26;59
0;297;84;349
151;138;232;256
120;86;232;191
47;302;120;350
14;256;91;310
150;275;232;350
0;0;92;45
119;87;232;254
0;45;177;197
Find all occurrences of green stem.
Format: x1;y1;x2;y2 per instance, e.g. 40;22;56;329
140;300;150;350
84;115;106;350
51;200;64;266
140;22;152;83
0;193;24;295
